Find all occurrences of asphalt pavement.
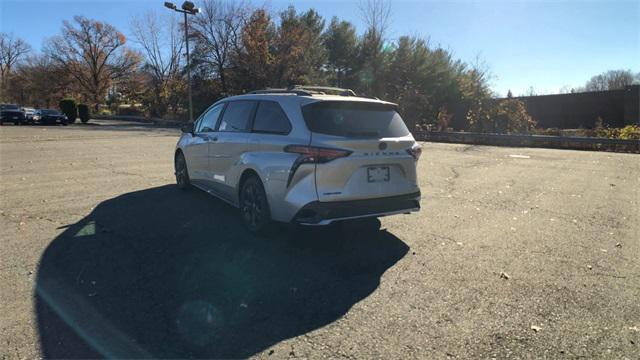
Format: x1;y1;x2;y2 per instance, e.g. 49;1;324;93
1;120;638;358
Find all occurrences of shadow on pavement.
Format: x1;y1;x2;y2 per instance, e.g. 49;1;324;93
35;185;408;358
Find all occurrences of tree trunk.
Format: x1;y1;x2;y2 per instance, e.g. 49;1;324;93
218;64;228;95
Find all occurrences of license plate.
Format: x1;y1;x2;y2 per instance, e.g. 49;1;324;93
367;166;390;183
12;116;17;119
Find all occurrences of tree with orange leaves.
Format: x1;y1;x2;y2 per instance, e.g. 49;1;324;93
233;9;275;91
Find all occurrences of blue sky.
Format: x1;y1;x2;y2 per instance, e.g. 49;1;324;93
1;0;638;96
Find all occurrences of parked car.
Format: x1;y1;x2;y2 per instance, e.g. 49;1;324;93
22;107;36;124
0;104;26;125
174;86;422;233
38;109;69;125
32;109;42;123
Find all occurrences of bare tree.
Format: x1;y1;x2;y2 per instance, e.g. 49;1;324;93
45;16;140;110
357;0;391;96
130;11;184;115
524;86;536;96
358;0;391;40
11;55;73;107
191;0;248;94
558;85;572;94
0;33;32;99
585;69;636;91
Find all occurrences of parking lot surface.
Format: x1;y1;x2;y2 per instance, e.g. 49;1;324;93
1;120;638;358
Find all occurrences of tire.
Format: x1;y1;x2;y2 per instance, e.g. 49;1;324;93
239;175;272;234
174;151;191;190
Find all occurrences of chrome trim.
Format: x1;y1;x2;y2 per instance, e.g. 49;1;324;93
298;207;420;226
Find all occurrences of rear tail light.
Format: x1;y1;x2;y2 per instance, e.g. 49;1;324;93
284;145;352;187
284;145;352;164
407;144;422;160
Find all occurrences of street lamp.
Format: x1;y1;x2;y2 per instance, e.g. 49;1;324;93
164;1;200;122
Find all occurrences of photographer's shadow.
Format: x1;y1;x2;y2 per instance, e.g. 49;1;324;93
35;185;408;358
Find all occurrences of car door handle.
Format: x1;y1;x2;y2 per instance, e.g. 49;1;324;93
211;136;218;142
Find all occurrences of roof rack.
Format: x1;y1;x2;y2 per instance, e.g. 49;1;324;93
248;88;317;96
290;85;357;96
248;85;358;97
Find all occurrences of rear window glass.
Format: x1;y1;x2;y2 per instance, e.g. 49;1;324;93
252;101;291;134
302;101;410;138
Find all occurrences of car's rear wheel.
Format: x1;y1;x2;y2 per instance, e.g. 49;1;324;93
175;152;191;190
240;176;272;234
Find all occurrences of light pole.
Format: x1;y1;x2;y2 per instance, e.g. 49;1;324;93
164;1;199;122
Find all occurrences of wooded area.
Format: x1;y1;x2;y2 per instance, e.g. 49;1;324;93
0;0;637;133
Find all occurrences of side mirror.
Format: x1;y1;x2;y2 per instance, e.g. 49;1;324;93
181;123;194;134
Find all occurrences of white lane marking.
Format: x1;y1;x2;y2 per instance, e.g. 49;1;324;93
508;154;531;159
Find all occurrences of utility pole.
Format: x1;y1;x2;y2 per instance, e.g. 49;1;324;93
164;1;199;122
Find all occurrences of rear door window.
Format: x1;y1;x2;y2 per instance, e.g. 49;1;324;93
302;101;410;138
252;101;291;134
217;101;257;132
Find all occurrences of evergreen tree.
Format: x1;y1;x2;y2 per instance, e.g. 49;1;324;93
323;17;358;87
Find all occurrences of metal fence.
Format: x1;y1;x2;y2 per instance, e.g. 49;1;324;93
414;131;640;153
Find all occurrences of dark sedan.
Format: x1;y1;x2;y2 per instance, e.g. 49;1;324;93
0;104;26;125
37;109;69;125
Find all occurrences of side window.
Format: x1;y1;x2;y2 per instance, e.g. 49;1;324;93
217;101;256;132
252;101;292;134
195;104;224;132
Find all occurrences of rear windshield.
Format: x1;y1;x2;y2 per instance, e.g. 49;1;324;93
302;101;410;138
1;104;20;110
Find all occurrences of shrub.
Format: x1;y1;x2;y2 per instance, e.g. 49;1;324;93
58;98;77;123
117;106;144;117
467;99;536;134
618;125;640;140
531;128;561;136
78;104;90;123
494;99;536;134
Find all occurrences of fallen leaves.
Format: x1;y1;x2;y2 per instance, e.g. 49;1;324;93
531;325;542;332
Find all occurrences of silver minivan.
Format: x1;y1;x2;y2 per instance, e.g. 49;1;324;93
175;87;422;233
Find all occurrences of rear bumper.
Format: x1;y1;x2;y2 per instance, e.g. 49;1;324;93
293;191;421;225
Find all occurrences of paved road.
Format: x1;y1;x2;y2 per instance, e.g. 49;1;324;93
1;120;638;359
